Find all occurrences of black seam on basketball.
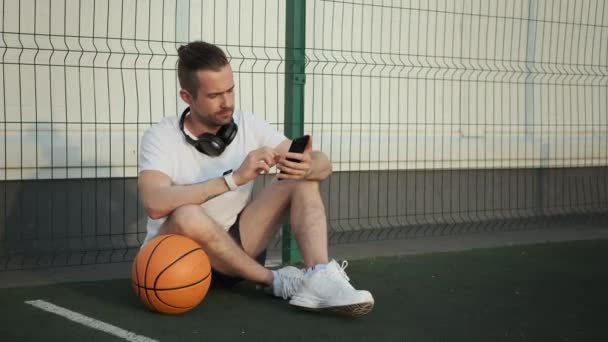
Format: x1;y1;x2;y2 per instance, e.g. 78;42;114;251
152;272;211;309
153;247;206;289
133;253;140;297
152;248;209;310
136;271;211;291
153;294;193;309
143;235;174;311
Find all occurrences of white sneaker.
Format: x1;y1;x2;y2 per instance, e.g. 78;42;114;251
289;260;374;316
270;266;305;300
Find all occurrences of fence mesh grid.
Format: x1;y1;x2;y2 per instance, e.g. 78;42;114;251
305;0;608;243
1;0;607;270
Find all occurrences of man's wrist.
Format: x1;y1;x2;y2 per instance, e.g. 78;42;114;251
231;170;246;187
223;170;239;191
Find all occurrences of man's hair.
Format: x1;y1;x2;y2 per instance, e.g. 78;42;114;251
177;41;229;98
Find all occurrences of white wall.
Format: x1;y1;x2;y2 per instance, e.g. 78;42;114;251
0;0;606;180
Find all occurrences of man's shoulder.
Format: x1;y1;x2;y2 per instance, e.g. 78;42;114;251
236;110;271;127
234;110;251;122
144;116;180;138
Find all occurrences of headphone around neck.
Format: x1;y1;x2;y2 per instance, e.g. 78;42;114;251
179;107;238;157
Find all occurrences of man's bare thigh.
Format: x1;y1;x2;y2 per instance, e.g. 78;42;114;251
238;179;295;257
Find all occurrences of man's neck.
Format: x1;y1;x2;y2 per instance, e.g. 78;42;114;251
184;112;220;137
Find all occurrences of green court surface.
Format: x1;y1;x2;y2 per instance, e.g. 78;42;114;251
1;239;606;342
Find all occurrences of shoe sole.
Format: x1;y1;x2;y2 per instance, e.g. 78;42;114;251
292;301;374;317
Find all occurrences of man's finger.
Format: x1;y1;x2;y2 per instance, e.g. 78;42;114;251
281;159;310;171
257;151;276;166
284;152;305;161
263;147;279;159
278;165;306;176
261;156;273;167
304;135;313;152
277;171;304;180
258;164;271;174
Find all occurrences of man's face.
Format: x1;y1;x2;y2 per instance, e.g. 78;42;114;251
189;64;235;128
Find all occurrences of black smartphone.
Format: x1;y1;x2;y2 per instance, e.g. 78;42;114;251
279;135;310;179
287;135;310;162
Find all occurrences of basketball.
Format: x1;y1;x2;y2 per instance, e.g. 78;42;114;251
131;234;212;314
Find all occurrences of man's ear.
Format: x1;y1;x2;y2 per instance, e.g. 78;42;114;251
179;89;194;106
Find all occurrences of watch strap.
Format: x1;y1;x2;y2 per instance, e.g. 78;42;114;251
223;170;238;191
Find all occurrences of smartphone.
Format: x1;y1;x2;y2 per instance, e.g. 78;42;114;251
279;135;310;178
287;135;310;162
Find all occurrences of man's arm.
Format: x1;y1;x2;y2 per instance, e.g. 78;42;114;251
139;147;280;220
138;170;232;220
275;137;332;181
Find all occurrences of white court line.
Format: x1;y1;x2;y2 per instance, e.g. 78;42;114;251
25;299;159;342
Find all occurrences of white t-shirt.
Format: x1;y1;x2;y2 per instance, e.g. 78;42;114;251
139;110;287;244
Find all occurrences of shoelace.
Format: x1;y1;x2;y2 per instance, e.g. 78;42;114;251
337;260;350;282
279;272;303;299
325;260;351;283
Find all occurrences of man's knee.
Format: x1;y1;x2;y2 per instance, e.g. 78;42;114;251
280;179;320;193
292;179;321;196
166;205;221;242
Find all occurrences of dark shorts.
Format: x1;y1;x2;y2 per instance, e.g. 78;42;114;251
210;215;267;288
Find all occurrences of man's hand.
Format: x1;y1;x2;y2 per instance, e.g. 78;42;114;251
233;147;280;185
276;136;313;181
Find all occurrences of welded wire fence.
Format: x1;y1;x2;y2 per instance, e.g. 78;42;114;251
1;0;607;270
305;0;608;243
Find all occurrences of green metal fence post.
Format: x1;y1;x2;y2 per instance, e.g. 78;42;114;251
282;0;306;264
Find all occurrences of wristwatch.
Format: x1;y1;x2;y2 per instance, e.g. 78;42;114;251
223;169;238;191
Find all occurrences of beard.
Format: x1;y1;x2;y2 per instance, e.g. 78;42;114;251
195;108;234;128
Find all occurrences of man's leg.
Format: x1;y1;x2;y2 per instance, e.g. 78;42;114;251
238;179;328;268
158;204;273;285
240;178;374;316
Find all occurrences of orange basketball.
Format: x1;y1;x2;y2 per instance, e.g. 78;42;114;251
131;234;212;314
